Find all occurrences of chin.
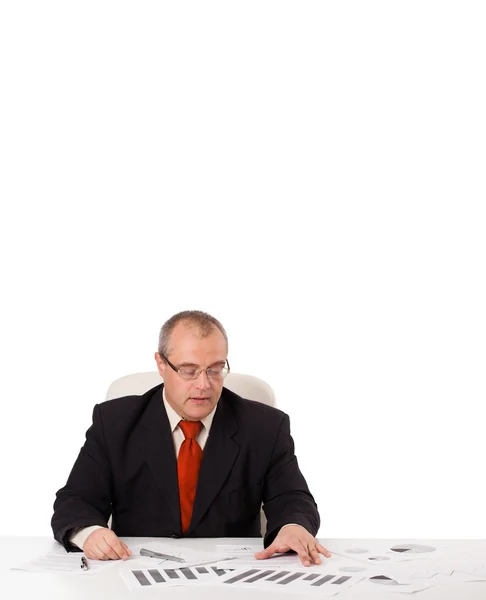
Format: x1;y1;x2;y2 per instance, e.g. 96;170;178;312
188;405;213;418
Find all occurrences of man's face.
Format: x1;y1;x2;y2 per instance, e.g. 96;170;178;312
155;322;228;421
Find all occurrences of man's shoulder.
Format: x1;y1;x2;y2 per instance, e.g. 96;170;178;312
219;387;290;442
221;386;286;422
95;383;163;418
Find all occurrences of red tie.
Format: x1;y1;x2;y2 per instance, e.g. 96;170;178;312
178;420;203;533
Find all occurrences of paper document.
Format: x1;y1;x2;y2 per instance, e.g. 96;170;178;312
119;564;234;590
216;566;363;595
216;544;367;574
11;552;116;575
361;576;430;594
327;540;443;564
130;541;225;569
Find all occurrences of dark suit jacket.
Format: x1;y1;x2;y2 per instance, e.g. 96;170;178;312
52;384;320;550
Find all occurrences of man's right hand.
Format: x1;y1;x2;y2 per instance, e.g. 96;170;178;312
83;528;132;560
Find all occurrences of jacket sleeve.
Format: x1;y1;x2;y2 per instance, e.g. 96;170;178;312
51;404;113;551
262;414;320;547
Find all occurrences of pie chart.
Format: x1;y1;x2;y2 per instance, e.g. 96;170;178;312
390;544;436;554
369;575;400;586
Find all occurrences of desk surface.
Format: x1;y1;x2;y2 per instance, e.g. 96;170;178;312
2;537;486;600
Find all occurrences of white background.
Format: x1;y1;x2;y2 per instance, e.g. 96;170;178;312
1;1;485;540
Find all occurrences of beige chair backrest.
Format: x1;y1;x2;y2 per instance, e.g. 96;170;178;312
105;371;276;535
106;371;276;407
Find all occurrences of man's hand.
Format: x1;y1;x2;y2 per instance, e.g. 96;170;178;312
254;525;331;567
83;528;132;560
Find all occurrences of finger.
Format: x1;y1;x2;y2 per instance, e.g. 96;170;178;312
83;539;106;560
254;546;275;559
95;542;115;560
280;539;312;567
107;537;130;559
255;543;283;559
100;533;130;560
89;542;112;560
316;543;332;558
254;542;291;559
297;547;312;567
308;547;322;565
121;541;132;557
83;546;100;560
97;540;121;560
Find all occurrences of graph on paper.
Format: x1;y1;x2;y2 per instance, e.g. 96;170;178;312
220;567;361;593
120;565;234;589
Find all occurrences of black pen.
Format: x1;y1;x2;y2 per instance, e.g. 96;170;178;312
80;556;89;571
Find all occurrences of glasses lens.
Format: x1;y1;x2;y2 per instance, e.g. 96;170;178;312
178;368;199;380
209;367;229;379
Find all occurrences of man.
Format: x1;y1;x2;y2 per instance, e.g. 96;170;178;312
52;311;330;567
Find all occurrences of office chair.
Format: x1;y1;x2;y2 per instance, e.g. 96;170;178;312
106;371;276;407
105;371;276;534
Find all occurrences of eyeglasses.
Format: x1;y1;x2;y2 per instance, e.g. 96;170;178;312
161;354;230;381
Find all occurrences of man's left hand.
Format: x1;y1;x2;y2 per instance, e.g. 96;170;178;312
254;525;331;567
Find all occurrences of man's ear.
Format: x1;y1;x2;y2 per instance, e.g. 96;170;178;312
154;352;166;377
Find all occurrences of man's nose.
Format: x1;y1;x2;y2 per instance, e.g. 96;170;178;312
195;370;211;389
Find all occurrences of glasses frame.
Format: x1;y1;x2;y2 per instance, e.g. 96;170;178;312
160;354;231;381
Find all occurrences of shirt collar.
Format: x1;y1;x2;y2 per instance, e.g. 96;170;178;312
162;387;217;434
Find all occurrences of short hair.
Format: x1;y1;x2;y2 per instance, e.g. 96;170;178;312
158;310;228;357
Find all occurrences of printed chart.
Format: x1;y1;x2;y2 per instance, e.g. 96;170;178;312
120;565;234;589
390;544;436;555
331;542;437;563
219;567;361;594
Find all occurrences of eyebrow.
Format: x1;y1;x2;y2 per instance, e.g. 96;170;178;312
178;360;226;368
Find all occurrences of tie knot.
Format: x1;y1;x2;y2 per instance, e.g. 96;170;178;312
179;420;202;439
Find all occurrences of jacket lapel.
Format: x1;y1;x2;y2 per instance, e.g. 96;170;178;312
135;385;181;528
188;392;240;532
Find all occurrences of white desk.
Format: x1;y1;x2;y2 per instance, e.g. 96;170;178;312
2;537;486;600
